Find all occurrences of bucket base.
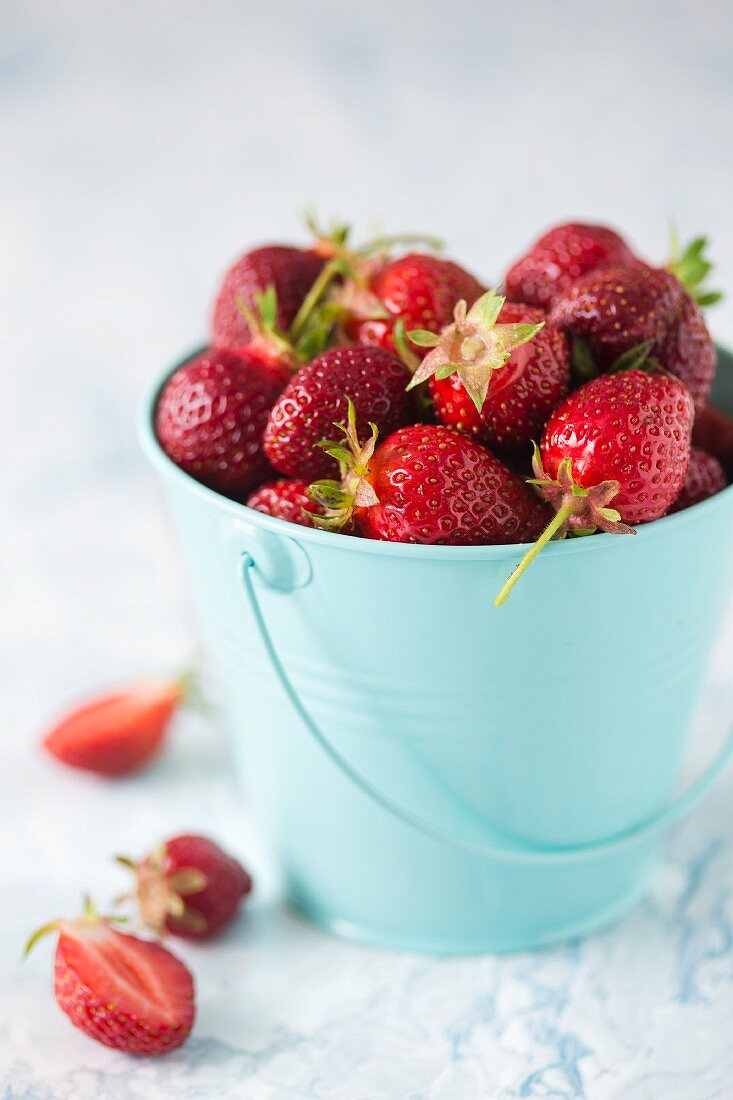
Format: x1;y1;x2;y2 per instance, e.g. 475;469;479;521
288;868;654;955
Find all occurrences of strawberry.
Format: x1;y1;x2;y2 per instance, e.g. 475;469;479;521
495;370;694;604
309;406;550;545
118;835;252;940
263;345;413;481
504;222;638;308
692;405;733;479
212;245;324;351
550;256;717;410
43;675;191;776
423;298;570;454
343;253;484;355
246;478;324;527
157;348;288;499
669;446;726;513
25;899;195;1055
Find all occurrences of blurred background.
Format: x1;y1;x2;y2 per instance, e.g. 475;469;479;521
4;0;733;708
3;2;733;1093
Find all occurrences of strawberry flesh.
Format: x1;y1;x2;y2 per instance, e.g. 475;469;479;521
247;478;324;527
55;922;194;1055
669;446;726;513
43;680;183;776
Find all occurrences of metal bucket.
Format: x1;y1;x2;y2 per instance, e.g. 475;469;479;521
140;350;733;953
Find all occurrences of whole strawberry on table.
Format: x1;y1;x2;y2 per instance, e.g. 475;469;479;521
155;217;730;597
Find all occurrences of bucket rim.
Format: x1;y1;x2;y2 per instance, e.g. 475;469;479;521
139;347;733;562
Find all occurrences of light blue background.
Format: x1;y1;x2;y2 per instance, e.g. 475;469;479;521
3;2;733;1096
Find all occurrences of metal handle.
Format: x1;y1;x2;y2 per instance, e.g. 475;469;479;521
241;552;733;865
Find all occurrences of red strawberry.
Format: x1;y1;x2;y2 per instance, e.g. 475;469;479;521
119;835;252;940
309;409;550;545
343;253;484;355
263;345;412;481
157;348;288;498
25;900;195;1055
43;676;190;776
669;446;726;513
692;405;733;479
495;370;694;605
505;222;638;308
550;263;716;410
428;300;570;454
246;478;324;527
212;246;324;350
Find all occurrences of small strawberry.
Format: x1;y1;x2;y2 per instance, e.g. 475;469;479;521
692;405;733;479
263;345;413;481
669;446;726;513
495;370;694;604
157;348;288;498
550;236;719;409
212;245;324;350
504;222;638;308
309;406;550;545
343;252;485;355
247;478;325;527
43;674;193;776
416;296;569;454
25;898;195;1055
117;835;252;940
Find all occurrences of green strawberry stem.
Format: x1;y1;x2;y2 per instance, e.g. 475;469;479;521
288;259;345;344
494;502;573;607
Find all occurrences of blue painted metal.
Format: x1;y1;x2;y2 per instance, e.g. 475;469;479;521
139;351;733;953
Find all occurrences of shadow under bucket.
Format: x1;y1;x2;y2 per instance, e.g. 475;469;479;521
140;350;733;953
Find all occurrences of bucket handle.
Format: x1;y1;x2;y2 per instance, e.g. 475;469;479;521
241;553;733;866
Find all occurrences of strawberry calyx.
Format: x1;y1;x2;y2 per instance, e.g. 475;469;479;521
236;286;319;370
304;212;443;326
116;847;209;938
24;896;126;957
405;289;545;413
307;398;379;530
494;448;634;607
667;228;723;307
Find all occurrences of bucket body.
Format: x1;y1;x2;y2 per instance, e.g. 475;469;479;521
142;355;733;953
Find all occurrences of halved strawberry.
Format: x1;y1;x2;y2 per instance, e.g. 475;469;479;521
42;676;190;776
26;900;195;1056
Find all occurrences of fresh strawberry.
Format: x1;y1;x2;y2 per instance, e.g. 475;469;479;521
309;406;550;545
212;245;323;351
246;478;324;527
43;676;191;776
423;298;570;454
157;348;288;498
692;405;733;478
263;345;413;481
495;370;694;604
550;260;716;410
669;446;726;513
504;222;638;308
25;899;195;1055
118;835;252;940
343;253;484;355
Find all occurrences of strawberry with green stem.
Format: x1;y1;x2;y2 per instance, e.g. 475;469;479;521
25;897;195;1055
495;369;694;605
309;402;550;545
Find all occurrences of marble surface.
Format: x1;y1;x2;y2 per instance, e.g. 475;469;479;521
3;2;733;1096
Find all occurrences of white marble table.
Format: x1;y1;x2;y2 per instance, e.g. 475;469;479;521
3;2;733;1096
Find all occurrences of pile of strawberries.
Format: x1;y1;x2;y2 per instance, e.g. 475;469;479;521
156;219;732;598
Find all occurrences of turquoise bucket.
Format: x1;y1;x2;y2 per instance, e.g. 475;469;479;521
140;350;733;954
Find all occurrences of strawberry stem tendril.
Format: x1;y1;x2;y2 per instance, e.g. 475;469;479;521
494;448;634;607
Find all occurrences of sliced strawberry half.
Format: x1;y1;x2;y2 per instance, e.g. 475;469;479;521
27;902;195;1055
42;676;191;777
